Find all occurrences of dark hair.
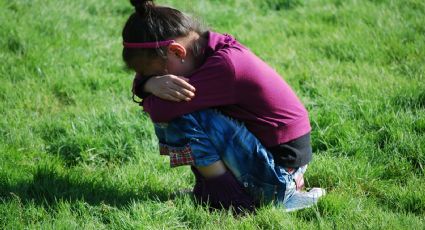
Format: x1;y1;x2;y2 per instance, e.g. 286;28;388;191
122;0;205;68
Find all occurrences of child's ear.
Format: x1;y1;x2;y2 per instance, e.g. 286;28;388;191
168;43;187;59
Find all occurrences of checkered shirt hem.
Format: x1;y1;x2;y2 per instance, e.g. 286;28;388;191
159;143;194;167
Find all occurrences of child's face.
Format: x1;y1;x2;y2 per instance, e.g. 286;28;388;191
130;57;167;77
131;54;196;78
129;42;197;78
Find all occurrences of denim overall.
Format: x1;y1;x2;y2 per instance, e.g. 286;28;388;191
154;109;302;205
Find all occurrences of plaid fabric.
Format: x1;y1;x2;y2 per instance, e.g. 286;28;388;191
286;165;307;191
159;143;194;167
159;143;170;156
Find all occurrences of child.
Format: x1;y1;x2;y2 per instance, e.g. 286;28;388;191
123;0;325;212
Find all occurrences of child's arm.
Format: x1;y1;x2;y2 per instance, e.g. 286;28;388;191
133;74;196;102
142;54;237;122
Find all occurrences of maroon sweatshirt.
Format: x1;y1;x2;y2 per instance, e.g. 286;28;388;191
140;31;311;147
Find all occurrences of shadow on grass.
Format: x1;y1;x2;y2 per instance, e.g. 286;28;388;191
0;167;173;209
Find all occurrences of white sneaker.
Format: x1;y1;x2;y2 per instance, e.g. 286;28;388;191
284;188;326;212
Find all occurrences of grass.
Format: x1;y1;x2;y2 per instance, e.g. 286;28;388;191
0;0;424;229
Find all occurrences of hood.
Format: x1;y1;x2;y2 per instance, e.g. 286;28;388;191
203;31;238;58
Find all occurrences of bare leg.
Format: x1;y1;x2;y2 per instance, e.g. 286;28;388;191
195;160;227;178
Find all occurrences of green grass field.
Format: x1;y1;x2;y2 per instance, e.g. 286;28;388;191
1;0;424;228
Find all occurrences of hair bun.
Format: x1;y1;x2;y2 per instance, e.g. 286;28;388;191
130;0;155;16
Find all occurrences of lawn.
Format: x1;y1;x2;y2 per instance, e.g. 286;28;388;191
0;0;424;229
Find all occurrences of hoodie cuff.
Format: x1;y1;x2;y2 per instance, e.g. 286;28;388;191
132;75;153;100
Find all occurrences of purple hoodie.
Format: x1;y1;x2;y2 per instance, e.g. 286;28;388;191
141;31;311;147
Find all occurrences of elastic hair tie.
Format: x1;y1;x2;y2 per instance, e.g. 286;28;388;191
123;40;175;49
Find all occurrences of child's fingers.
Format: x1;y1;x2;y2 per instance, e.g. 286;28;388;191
168;88;192;101
172;77;196;92
179;77;190;82
169;85;195;98
180;89;195;99
162;93;182;102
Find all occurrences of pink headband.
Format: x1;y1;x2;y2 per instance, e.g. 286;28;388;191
123;40;175;48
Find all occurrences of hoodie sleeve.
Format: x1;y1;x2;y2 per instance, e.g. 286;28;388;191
132;74;153;99
142;52;237;122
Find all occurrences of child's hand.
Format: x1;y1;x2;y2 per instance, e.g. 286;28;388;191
144;74;196;102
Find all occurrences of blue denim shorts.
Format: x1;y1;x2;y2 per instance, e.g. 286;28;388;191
154;109;304;205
